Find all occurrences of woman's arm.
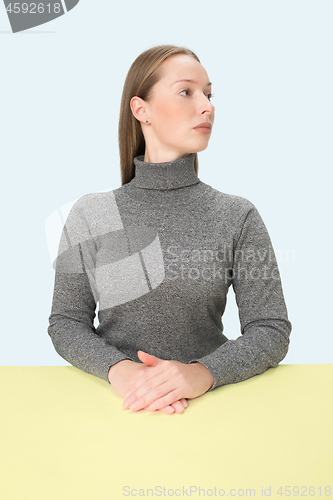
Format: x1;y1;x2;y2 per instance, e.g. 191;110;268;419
48;197;131;379
48;265;132;381
189;203;292;391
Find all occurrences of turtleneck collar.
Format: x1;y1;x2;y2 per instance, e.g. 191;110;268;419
129;153;199;190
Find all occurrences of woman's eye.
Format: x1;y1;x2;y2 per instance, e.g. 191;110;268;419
180;89;214;101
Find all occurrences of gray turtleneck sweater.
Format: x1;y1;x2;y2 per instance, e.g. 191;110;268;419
48;153;291;391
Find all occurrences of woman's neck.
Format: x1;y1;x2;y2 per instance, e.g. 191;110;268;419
143;148;192;164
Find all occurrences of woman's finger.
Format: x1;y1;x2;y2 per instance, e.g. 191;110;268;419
159;405;175;414
145;399;187;415
171;401;185;413
160;400;187;414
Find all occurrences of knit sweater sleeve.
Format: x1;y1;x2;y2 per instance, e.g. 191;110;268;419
47;197;131;383
189;201;292;391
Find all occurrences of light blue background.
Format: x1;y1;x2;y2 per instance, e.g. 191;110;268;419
1;0;332;366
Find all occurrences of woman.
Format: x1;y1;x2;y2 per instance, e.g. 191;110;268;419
48;45;292;415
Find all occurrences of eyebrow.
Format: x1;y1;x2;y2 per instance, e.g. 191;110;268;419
171;79;212;87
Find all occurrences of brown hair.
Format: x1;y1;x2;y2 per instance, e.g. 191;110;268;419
118;45;201;186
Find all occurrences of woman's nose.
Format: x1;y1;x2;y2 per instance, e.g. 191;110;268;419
207;101;215;113
199;95;215;114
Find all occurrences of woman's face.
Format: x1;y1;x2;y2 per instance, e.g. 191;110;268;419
135;53;215;163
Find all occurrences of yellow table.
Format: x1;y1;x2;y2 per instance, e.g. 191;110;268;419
1;365;332;500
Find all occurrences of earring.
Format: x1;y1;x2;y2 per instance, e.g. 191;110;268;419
146;120;148;123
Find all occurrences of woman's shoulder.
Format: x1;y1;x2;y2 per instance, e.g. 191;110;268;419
200;181;257;214
68;188;119;215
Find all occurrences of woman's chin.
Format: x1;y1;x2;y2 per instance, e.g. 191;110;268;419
192;142;210;153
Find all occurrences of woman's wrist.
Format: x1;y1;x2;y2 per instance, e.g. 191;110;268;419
108;359;133;384
191;362;215;392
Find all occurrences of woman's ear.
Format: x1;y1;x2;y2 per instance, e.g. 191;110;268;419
130;96;149;124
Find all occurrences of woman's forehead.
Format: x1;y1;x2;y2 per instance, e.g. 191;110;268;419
159;55;209;85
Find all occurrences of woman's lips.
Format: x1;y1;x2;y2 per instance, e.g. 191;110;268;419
193;126;211;134
193;122;212;134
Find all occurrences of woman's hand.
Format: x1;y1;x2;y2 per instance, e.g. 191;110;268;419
122;351;215;412
108;359;188;414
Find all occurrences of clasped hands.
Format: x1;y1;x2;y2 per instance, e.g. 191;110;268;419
108;350;214;415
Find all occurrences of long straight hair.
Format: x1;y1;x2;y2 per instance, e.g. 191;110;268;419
118;45;201;186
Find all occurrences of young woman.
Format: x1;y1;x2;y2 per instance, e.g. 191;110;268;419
48;45;292;415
